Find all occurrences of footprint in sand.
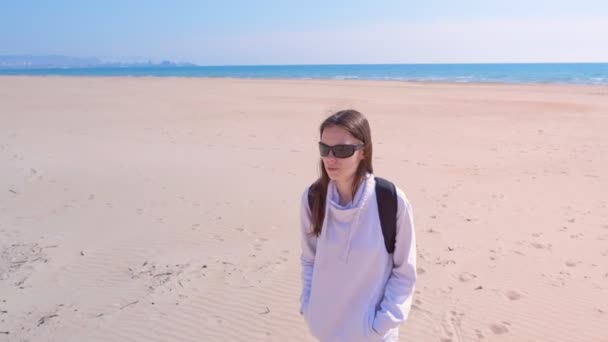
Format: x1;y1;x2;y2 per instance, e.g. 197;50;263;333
531;242;545;249
435;258;456;266
438;310;464;342
489;323;509;335
565;260;579;267
458;272;477;282
506;290;523;301
252;237;268;251
278;250;289;262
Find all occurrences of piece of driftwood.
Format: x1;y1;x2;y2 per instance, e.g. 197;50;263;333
120;301;139;310
37;314;58;326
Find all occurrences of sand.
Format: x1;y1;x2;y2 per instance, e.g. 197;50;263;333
1;76;607;341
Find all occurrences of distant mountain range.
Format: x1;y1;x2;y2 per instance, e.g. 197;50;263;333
0;55;197;69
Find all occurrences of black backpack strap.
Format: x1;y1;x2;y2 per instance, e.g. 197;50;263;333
375;177;398;254
307;180;322;213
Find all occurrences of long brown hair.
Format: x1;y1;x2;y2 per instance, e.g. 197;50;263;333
309;109;374;236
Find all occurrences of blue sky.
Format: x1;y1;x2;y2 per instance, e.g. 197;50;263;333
1;1;607;65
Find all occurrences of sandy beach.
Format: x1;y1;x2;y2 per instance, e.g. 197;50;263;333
1;76;607;341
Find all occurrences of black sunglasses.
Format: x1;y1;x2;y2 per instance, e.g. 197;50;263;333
318;142;364;158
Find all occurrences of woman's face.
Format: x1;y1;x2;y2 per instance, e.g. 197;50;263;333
320;125;365;183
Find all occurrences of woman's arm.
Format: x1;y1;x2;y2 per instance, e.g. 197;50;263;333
372;188;417;334
299;188;317;314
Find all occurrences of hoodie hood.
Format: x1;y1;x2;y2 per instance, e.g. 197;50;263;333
325;173;375;262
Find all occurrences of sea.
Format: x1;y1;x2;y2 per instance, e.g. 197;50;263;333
1;63;608;85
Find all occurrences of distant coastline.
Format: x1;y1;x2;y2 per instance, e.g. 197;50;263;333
0;55;196;69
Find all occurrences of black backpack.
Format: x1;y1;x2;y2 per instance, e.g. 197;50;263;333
307;177;398;254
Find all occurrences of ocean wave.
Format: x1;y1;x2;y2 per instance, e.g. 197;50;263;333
332;75;360;80
2;64;608;85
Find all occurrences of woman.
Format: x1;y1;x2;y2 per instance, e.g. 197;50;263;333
299;109;417;342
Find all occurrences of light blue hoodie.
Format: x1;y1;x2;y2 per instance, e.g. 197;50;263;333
300;174;417;342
